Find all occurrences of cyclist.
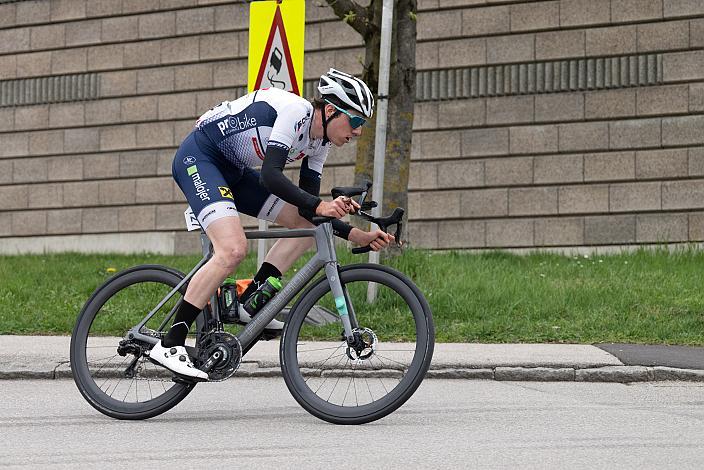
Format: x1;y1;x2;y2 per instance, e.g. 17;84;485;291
150;69;395;379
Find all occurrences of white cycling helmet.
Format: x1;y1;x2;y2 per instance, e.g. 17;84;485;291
318;68;374;118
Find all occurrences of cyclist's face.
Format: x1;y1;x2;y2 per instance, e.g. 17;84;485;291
325;104;363;146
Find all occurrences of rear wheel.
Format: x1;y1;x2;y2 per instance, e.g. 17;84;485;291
280;264;434;424
70;265;205;420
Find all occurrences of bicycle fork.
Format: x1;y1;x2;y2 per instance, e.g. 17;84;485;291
324;261;359;343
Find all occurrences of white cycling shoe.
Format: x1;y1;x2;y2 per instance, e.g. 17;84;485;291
238;304;284;331
149;341;208;380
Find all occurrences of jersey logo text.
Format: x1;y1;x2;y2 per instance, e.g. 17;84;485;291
217;113;258;136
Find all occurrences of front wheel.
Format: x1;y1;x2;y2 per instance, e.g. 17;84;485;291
280;264;434;425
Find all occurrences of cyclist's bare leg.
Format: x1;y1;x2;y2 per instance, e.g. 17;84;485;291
263;203;315;273
151;216;245;377
184;216;248;308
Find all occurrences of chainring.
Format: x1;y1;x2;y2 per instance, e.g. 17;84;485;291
196;331;242;382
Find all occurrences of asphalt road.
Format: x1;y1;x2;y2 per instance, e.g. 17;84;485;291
597;343;704;370
3;378;704;469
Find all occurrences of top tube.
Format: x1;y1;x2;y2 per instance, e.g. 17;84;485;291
244;228;318;240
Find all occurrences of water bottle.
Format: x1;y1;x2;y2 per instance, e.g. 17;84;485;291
243;276;282;316
219;276;239;324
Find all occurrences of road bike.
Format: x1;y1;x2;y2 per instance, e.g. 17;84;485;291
70;182;434;424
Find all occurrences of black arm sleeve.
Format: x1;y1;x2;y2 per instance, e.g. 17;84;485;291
298;158;353;241
260;145;321;213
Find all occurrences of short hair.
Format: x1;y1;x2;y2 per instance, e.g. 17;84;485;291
311;95;348;112
311;97;326;110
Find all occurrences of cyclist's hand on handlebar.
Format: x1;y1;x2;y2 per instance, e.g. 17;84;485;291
316;196;360;219
350;228;395;251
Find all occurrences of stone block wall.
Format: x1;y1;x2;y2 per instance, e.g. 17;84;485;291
0;0;702;253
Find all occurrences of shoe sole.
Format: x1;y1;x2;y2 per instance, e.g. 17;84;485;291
147;355;209;382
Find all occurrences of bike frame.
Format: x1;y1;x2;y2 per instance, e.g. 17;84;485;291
127;222;359;352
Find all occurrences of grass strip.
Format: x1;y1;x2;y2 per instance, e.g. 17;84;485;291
1;248;703;344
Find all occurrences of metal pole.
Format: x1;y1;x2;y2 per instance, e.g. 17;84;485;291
367;0;394;303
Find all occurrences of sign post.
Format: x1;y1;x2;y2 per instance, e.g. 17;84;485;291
367;0;394;303
248;0;305;267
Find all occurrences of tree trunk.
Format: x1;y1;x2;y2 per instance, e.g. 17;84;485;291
353;1;416;249
325;0;417;254
382;0;416;252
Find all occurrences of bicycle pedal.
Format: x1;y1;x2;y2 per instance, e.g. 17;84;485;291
172;374;209;385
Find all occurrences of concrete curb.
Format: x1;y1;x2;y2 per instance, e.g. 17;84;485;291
4;363;704;382
430;366;704;382
3;337;703;383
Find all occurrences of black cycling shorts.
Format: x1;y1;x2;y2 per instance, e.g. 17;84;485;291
172;130;285;230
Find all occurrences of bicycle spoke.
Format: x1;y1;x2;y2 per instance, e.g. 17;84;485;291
86;354;123;365
123;377;134;402
145;361;153;401
372;356;390;394
297;346;347;353
371;355;403;385
106;356;129;398
363;375;374;402
305;353;348;389
309;352;348;371
341;359;357;407
374;353;411;370
301;342;347;382
96;355;120;390
313;352;348;393
325;362;346;403
334;357;352;404
353;362;358;407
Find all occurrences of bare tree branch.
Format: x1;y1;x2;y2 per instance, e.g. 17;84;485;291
323;0;373;38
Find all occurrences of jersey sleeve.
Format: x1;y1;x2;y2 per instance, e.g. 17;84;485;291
297;160;353;240
305;143;330;174
267;102;312;151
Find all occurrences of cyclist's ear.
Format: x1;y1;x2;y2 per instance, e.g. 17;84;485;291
324;104;336;119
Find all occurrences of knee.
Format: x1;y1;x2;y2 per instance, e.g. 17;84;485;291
214;242;247;271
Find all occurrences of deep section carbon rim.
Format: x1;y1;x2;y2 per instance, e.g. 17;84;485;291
281;265;433;424
70;266;198;419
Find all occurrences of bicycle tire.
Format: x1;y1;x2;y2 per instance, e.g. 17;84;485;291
280;264;434;425
70;265;202;420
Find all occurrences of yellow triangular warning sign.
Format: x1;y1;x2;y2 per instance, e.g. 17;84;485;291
253;5;300;95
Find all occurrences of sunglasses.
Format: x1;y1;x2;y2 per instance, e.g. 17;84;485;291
324;100;367;129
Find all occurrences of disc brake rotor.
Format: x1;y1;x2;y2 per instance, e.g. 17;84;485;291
346;327;378;360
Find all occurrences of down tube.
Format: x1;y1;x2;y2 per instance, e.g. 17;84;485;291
236;254;326;349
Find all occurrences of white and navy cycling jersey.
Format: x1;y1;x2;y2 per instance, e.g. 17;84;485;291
195;87;330;172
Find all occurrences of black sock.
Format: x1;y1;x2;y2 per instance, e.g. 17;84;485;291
162;300;202;347
239;262;282;302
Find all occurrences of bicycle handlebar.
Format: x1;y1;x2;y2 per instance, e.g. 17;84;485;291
312;180;404;255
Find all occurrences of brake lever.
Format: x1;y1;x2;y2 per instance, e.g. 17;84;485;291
359;201;377;211
351;208;404;254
